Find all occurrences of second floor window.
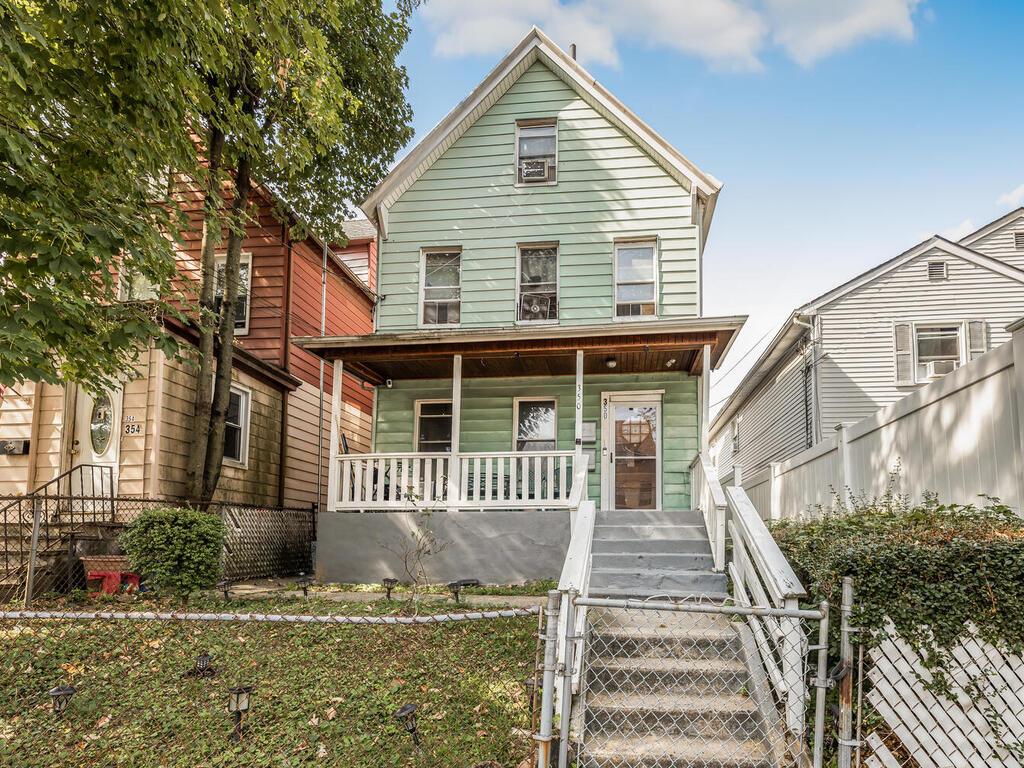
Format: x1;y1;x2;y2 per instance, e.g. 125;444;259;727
214;252;252;335
518;245;558;322
421;249;461;325
516;120;557;184
915;325;962;380
615;241;657;318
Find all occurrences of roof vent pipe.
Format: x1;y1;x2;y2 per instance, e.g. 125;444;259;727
569;43;577;60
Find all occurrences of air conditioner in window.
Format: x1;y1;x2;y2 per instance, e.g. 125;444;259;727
925;359;957;379
520;159;549;181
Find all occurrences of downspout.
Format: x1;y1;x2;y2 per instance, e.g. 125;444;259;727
278;226;294;508
316;239;328;509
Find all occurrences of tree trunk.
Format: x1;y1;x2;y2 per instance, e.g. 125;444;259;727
186;125;225;500
200;151;253;499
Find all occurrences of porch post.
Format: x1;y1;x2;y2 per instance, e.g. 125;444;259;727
574;350;584;468
449;354;462;505
700;344;711;454
326;359;343;511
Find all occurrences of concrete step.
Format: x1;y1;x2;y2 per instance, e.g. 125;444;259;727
590;626;741;660
596;509;705;526
580;734;773;768
585;691;762;740
589;656;749;696
589;568;728;597
593;523;710;542
591;537;712;555
591;552;715;572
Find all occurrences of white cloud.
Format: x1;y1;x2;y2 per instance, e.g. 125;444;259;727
939;219;975;241
997;183;1024;209
418;0;922;70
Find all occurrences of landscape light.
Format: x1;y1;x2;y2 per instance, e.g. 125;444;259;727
393;703;420;747
446;578;481;604
228;685;253;742
297;572;312;599
49;685;76;717
382;578;399;601
193;652;214;678
217;579;231;601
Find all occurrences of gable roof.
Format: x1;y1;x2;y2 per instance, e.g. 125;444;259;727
361;27;722;239
958;206;1024;246
709;232;1024;440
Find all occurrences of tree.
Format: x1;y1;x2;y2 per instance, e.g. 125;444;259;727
0;0;224;391
186;1;414;500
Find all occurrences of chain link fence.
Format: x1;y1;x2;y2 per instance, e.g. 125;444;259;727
0;598;541;767
567;597;828;768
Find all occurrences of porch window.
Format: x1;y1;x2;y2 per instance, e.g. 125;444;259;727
515;120;557;184
214;252;252;335
518;245;558;322
421;250;461;326
915;325;961;380
223;385;250;467
614;241;657;318
514;398;556;452
415;400;453;452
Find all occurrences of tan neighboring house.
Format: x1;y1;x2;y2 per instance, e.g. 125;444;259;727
711;207;1024;482
0;189;377;509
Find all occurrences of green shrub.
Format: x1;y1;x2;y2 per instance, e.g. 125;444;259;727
121;507;226;597
771;490;1024;688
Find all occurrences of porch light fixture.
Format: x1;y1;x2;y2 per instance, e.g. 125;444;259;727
297;572;312;599
605;357;617;369
393;703;421;747
665;358;677;368
382;578;399;601
228;685;254;742
447;578;480;604
48;685;76;718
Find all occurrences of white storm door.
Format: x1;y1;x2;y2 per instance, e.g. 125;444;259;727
71;388;121;498
600;393;662;511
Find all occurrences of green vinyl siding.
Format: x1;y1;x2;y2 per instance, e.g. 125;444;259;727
373;372;699;509
377;61;699;331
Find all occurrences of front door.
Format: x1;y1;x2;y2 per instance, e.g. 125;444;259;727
71;387;121;497
601;393;661;511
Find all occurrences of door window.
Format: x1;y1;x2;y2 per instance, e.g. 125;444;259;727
89;393;113;455
613;404;658;509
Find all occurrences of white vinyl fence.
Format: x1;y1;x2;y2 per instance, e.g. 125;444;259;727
741;318;1024;520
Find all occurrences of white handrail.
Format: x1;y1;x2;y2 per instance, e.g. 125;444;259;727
725;486;805;604
690;452;728;571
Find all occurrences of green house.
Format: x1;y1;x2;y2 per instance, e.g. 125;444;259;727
300;28;744;586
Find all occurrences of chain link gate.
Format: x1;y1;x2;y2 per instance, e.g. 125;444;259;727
539;591;831;768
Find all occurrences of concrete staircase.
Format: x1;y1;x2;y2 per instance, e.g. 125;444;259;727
589;509;728;600
579;607;782;768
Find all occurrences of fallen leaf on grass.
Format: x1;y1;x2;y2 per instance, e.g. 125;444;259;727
95;715;111;729
324;707;336;721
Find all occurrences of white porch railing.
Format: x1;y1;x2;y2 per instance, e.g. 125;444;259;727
690;451;728;571
333;450;579;510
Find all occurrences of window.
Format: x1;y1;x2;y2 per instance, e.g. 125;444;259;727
615;241;657;318
515;120;557;184
421;250;461;326
415;401;452;452
915;325;961;380
223;385;250;466
518;245;558;322
514;399;557;452
730;420;740;454
214;252;252;335
118;271;158;301
927;261;948;281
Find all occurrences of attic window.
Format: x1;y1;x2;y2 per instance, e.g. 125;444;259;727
1014;231;1024;250
927;261;948;281
516;120;557;184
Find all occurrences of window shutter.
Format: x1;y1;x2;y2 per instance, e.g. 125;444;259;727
893;323;914;385
967;320;988;360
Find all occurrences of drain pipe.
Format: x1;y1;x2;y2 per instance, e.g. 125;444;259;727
557;589;578;768
536;590;560;768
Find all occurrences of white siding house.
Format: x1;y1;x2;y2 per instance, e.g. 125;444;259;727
711;208;1024;481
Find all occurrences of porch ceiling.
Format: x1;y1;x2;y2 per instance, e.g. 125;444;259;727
294;316;746;382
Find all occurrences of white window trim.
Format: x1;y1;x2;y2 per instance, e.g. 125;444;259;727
413;399;454;452
418;248;462;329
612;238;660;322
214;251;253;336
223;382;251;469
515;242;560;325
514;119;558;188
911;321;967;384
512;396;558;452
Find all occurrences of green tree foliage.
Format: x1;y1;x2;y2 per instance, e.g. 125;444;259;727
187;0;415;500
121;507;227;597
0;0;221;391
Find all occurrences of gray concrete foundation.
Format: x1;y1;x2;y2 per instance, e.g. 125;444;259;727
315;509;571;584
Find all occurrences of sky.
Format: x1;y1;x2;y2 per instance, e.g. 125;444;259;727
391;0;1024;412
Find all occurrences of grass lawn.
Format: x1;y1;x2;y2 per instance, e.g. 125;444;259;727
319;580;557;598
0;594;538;767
